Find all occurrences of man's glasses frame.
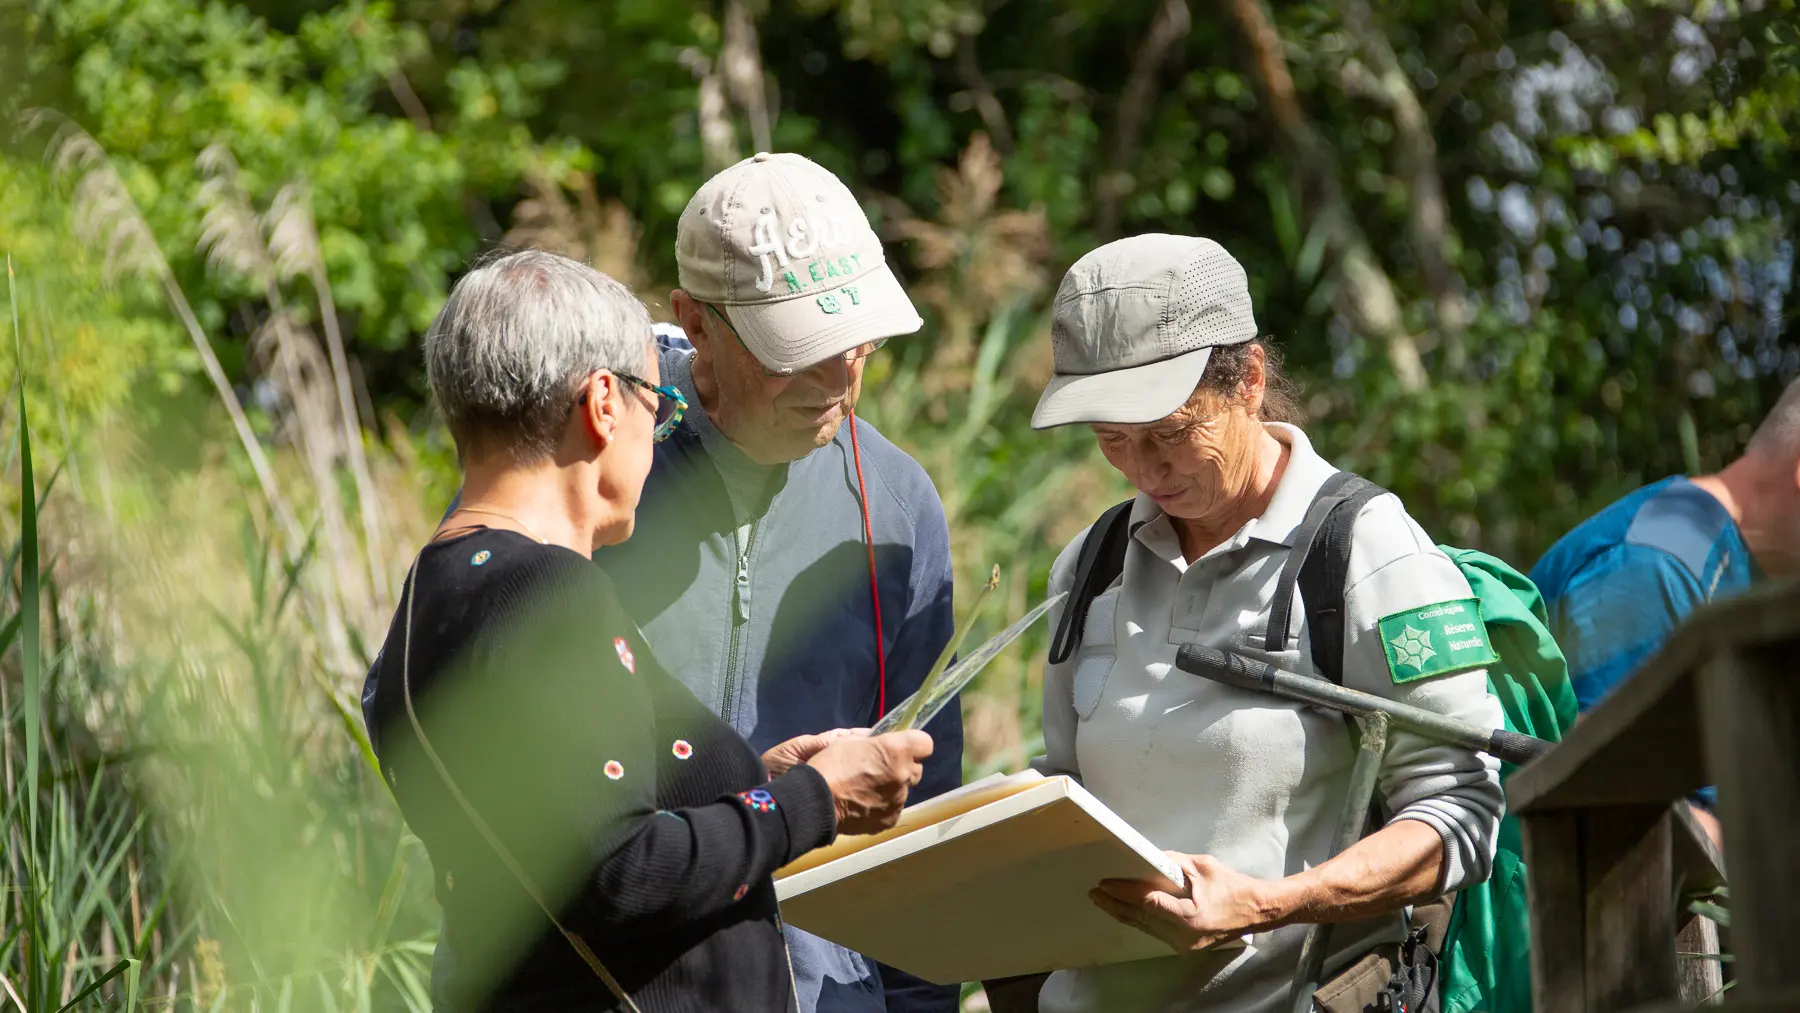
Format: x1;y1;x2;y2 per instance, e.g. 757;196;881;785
703;302;886;377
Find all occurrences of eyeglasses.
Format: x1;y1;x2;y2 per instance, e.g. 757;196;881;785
584;371;686;441
704;303;887;377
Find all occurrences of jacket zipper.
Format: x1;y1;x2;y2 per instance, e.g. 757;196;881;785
721;520;758;726
726;521;793;1012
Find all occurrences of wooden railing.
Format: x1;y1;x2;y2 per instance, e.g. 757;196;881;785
1509;579;1800;1012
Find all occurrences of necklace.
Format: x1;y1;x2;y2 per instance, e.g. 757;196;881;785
451;506;551;545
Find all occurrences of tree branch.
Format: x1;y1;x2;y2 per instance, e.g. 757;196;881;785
386;66;503;240
1229;0;1305;136
1095;0;1191;238
957;33;1015;155
1219;0;1427;391
721;0;773;153
386;68;434;133
1336;0;1467;366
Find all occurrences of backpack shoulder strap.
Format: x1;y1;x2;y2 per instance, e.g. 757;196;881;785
1263;472;1389;685
1048;498;1135;665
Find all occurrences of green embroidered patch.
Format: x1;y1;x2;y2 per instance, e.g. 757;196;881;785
1376;597;1498;684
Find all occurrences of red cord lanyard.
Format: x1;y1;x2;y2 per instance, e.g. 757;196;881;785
847;409;889;718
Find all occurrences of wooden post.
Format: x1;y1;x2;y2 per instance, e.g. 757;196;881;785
1675;916;1724;1005
1581;806;1678;1010
1510;583;1800;1011
1696;643;1800;995
1522;811;1584;1013
1523;805;1691;1013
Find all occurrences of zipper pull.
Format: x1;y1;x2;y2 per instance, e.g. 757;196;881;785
734;554;751;624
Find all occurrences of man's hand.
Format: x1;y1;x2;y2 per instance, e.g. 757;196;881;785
807;730;933;835
1090;852;1276;953
762;728;867;777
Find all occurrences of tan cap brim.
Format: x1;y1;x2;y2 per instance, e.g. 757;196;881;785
722;261;923;374
1030;345;1214;429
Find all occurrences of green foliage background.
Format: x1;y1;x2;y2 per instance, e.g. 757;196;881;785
1;0;1797;1008
6;0;1796;551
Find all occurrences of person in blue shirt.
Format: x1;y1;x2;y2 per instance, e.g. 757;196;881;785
1531;377;1800;840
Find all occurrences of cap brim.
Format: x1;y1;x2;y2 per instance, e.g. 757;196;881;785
1030;346;1214;429
723;262;923;374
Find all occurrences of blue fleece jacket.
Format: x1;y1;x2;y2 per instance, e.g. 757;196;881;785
591;335;963;1013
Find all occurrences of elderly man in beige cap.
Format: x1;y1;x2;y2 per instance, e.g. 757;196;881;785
593;153;963;1013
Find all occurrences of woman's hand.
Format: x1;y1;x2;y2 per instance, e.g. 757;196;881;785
1094;821;1443;952
807;730;933;835
762;728;868;777
1090;852;1278;953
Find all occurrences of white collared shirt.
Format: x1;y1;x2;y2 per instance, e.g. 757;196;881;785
1034;423;1504;1013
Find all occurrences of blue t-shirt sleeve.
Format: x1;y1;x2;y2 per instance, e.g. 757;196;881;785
1548;544;1707;711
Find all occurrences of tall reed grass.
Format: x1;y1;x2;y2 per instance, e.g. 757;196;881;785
3;130;1115;1013
4;118;448;1009
2;313;445;1011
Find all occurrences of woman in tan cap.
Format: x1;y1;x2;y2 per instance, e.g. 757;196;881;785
1023;235;1504;1013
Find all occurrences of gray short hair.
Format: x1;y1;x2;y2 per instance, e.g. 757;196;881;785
1747;376;1800;464
426;250;650;462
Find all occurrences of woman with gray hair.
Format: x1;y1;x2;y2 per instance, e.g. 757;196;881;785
363;250;933;1013
1020;235;1505;1013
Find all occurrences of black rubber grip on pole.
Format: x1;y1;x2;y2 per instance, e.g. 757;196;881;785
1174;644;1276;694
1486;728;1553;767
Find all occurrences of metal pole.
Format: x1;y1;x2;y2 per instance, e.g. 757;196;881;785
1174;644;1551;768
1286;711;1390;1013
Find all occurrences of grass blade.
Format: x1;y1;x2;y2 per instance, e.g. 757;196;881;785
123;958;141;1013
1688;899;1731;928
367;837;415;949
0;970;24;1012
876;589;1068;735
10;252;50;1013
9;254;40;838
52;957;134;1013
0;612;21;659
890;565;1001;731
315;670;380;778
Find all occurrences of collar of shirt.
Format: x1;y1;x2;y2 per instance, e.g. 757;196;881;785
1128;422;1339;569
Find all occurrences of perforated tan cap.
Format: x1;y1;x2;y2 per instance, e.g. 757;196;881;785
676;152;922;374
1031;234;1257;429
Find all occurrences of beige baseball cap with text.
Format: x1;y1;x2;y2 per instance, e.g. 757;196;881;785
676;152;923;374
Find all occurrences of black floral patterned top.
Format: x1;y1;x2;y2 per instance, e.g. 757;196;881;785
367;529;837;1013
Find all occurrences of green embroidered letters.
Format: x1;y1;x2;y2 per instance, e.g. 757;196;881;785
787;256;865;292
1376;597;1498;684
778;253;868;304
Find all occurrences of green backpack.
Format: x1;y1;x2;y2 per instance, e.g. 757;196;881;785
1048;473;1577;1013
1434;547;1576;1013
